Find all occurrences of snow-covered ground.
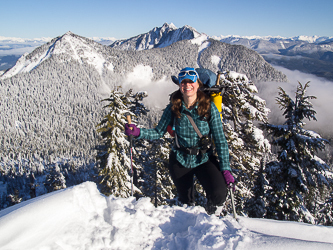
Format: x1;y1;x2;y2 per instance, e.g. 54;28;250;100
0;182;332;250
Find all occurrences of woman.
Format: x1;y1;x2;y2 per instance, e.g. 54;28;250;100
125;67;234;215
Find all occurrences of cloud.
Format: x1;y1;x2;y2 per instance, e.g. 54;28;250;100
257;66;333;137
122;65;178;109
0;46;37;56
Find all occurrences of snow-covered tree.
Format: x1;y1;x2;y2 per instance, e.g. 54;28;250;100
96;87;134;197
261;82;332;224
96;87;151;198
44;163;66;192
316;192;333;226
128;90;150;117
219;71;271;214
140;136;175;206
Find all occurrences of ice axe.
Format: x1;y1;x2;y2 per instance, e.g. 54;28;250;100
125;113;134;197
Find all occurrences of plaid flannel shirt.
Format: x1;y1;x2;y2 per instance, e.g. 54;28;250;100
137;101;230;171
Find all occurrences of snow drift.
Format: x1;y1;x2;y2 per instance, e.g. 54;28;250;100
0;182;332;250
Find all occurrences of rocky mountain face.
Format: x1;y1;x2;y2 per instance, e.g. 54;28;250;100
110;23;204;51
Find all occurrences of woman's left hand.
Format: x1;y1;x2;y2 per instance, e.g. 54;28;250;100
125;124;140;137
222;170;235;190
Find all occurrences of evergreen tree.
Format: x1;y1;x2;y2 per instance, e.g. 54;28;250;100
96;87;134;197
220;71;271;214
261;82;332;224
44;163;66;192
128;90;149;117
316;192;333;226
140;137;175;206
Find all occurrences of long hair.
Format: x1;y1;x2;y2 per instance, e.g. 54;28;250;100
170;79;211;119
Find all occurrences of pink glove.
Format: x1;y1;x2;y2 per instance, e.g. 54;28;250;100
125;124;140;137
222;170;235;190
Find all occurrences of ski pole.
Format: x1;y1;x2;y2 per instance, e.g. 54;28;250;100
126;113;134;197
229;184;238;221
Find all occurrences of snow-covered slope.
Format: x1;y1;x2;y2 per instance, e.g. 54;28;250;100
0;31;114;79
0;181;332;250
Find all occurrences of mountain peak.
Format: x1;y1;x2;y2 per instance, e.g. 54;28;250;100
0;31;112;79
65;31;74;36
161;22;177;30
110;23;202;51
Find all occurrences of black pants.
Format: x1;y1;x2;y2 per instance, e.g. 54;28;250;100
168;151;228;206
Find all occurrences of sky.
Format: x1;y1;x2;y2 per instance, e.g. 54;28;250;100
1;181;333;249
1;0;333;39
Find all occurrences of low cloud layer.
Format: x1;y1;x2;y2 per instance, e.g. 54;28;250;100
257;66;333;137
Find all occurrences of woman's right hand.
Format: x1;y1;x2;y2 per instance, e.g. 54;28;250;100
125;124;140;137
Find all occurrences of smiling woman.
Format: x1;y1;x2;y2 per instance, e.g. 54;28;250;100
125;67;234;215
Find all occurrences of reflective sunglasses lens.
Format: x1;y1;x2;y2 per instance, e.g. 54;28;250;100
187;71;197;76
178;72;187;77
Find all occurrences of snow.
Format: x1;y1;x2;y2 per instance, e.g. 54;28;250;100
191;34;209;46
211;34;333;43
0;32;113;80
0;182;332;250
228;71;249;82
211;55;221;66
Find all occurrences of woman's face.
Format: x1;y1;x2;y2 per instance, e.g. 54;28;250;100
179;79;199;99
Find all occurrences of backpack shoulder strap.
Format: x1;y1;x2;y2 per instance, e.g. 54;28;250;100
183;110;203;138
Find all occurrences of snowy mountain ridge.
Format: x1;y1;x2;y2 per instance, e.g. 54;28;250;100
213;34;333;44
110;22;206;51
1;23;332;79
1;31;114;79
0;26;287;83
108;22;333;51
108;23;333;80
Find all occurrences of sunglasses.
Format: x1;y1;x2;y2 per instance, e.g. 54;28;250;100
178;70;198;78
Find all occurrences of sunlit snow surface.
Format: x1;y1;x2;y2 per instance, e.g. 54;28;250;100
0;182;332;250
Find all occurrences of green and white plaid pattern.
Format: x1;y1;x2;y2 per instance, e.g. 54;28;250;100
138;102;230;171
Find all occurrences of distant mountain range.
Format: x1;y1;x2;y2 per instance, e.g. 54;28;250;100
1;23;332;81
215;34;333;80
0;26;286;83
108;23;333;81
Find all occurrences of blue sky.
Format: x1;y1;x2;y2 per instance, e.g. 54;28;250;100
1;0;332;39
